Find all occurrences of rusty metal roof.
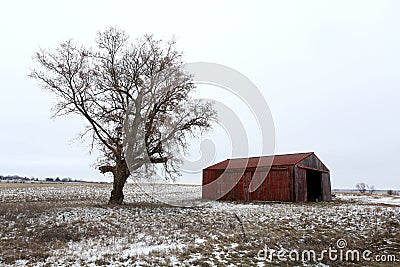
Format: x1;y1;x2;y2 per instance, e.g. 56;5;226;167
205;152;314;170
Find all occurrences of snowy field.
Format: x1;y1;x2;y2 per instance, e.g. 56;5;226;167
1;183;399;266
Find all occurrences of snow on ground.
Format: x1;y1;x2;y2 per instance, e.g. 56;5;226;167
335;192;400;206
1;184;399;266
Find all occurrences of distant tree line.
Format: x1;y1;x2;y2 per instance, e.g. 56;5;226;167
0;175;89;183
0;175;33;181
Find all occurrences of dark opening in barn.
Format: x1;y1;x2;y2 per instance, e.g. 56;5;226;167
306;169;322;202
202;152;331;202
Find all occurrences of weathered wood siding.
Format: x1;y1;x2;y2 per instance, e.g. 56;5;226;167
321;172;332;201
297;154;329;172
294;167;307;202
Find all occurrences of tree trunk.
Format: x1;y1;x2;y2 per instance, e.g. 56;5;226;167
108;161;130;205
109;179;125;205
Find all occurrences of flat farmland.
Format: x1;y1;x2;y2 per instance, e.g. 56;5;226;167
0;183;399;266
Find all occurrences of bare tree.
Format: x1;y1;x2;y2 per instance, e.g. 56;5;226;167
366;184;375;194
356;182;367;193
387;189;398;196
30;28;217;204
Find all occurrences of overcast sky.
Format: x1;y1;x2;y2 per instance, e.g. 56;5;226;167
1;1;399;189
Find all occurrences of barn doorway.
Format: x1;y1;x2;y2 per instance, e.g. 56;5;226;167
306;169;322;202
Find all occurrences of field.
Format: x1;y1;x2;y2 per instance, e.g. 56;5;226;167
0;183;399;266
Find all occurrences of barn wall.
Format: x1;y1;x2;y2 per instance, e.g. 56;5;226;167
249;170;279;201
289;166;296;201
298;154;329;172
321;172;332;202
220;167;295;202
202;169;215;199
260;167;293;201
206;167;294;202
203;170;245;201
220;171;244;201
294;167;307;202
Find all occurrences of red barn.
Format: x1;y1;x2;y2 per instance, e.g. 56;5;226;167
202;152;331;202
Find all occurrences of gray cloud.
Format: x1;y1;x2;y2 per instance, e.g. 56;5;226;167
0;0;399;189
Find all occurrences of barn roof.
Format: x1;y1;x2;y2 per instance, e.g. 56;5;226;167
205;152;315;170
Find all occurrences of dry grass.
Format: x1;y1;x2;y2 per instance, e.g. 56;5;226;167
1;184;399;266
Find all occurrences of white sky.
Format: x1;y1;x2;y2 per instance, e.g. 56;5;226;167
0;0;399;189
